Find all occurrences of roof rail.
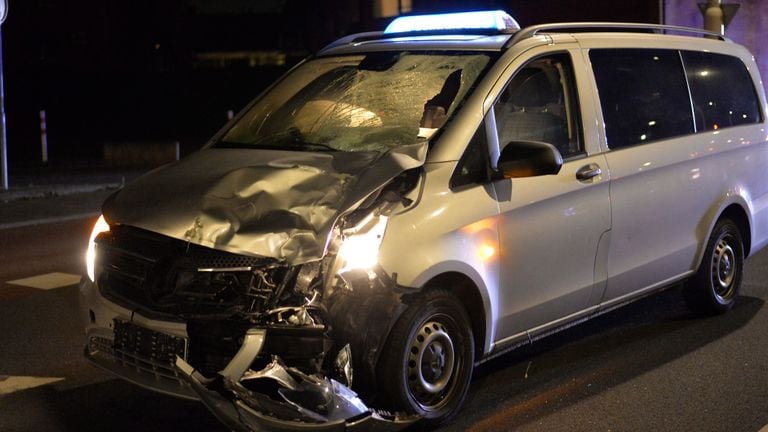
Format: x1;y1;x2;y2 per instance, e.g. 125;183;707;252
319;31;384;54
319;28;507;54
507;22;731;47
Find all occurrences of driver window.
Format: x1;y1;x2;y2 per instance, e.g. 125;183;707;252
494;53;583;158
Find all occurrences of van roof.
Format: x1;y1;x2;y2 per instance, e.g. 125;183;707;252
318;22;731;57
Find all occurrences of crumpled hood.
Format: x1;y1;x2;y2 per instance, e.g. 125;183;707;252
102;143;427;264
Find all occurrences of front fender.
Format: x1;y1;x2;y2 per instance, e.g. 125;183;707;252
406;260;496;356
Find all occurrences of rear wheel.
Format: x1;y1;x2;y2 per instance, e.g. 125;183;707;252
684;218;744;315
378;289;474;425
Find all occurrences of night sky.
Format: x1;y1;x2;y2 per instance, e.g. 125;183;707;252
1;0;662;164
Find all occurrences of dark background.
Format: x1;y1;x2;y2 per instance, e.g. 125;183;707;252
2;0;661;164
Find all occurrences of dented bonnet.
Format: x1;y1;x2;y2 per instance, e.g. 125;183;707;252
102;142;427;264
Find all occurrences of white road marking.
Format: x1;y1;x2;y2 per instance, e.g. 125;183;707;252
0;212;99;231
7;272;82;290
0;375;65;395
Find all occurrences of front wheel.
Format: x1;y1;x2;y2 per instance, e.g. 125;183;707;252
377;289;474;426
683;218;744;315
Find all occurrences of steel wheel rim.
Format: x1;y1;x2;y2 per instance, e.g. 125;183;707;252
711;235;737;302
406;317;457;411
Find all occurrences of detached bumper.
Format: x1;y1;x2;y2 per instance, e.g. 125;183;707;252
81;272;419;431
178;367;415;432
175;327;418;432
80;276;199;400
85;341;199;401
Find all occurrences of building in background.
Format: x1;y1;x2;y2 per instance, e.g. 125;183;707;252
664;0;767;95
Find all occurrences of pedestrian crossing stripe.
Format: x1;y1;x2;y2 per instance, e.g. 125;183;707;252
0;375;65;395
6;272;81;290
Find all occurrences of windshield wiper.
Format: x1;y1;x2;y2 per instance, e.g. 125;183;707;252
280;141;337;152
283;127;336;151
217;128;338;152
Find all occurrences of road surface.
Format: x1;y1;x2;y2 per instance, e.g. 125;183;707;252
1;217;767;431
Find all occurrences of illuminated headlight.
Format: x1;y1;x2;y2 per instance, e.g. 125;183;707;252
86;215;110;282
338;215;388;272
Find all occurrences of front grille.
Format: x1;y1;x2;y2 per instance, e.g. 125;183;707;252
191;247;264;269
96;225;279;318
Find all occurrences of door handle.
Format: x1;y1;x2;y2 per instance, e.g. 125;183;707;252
576;164;602;182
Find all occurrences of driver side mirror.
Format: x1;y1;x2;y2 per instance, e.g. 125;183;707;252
496;140;563;179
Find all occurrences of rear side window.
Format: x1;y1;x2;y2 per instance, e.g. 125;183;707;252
590;49;694;150
682;51;762;132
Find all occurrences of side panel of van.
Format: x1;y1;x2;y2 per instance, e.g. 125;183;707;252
581;44;768;303
487;45;612;341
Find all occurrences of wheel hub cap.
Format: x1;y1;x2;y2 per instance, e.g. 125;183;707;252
712;237;736;300
407;321;455;406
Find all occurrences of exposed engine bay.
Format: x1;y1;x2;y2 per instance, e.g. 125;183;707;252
91;166;424;431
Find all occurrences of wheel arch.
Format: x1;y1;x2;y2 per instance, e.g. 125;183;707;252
720;204;751;257
417;272;489;362
684;205;747;315
695;199;753;271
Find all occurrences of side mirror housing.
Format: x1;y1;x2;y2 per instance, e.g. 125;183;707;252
496;140;563;179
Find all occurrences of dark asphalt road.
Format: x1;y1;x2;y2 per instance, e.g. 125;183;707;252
1;217;767;432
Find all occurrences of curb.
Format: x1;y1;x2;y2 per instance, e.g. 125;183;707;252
0;212;100;231
0;183;122;203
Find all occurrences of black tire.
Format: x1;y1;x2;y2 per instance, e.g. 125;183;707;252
377;289;474;426
683;218;744;315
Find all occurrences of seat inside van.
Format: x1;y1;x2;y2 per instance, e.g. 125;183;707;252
496;67;569;155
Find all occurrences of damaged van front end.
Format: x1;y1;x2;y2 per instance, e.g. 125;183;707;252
80;143;428;430
80;37;502;430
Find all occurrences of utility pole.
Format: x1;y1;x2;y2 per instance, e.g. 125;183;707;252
698;0;740;38
0;0;7;191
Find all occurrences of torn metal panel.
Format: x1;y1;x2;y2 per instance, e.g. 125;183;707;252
332;344;354;388
219;328;266;381
242;357;299;390
102;143;426;265
176;355;418;432
325;267;413;395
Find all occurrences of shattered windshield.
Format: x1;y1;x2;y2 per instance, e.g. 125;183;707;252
218;51;493;152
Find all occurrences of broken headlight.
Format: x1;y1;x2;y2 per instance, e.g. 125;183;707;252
337;213;388;272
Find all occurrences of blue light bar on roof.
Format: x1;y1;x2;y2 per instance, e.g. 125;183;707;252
384;10;520;35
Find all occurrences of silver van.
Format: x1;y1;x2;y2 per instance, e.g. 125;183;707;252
80;10;768;430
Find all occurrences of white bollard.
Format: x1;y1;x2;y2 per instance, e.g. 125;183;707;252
39;110;48;163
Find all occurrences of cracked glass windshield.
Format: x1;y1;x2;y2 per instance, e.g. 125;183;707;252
218;51;493;152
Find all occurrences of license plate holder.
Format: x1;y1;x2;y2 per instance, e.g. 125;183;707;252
113;319;188;365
